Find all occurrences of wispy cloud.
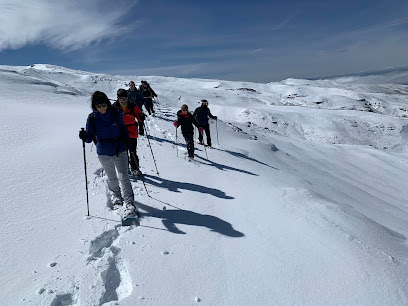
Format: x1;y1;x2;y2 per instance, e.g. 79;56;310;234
352;17;408;35
108;62;207;78
0;0;139;51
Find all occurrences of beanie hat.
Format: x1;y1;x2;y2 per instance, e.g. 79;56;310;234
117;88;128;98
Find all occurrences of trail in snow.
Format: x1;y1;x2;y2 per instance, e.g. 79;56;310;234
1;64;408;305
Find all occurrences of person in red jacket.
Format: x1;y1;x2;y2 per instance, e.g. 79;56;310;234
113;89;146;176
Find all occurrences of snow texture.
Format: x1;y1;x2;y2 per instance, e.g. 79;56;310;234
0;64;408;305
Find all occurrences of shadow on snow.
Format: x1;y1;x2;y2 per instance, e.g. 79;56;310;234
137;203;244;237
140;174;234;199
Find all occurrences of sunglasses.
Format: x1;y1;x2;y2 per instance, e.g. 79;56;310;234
182;109;188;112
118;97;127;100
96;103;108;108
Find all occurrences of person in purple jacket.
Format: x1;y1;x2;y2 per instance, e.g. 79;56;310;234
79;91;137;217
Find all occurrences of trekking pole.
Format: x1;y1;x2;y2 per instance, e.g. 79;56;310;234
141;177;150;197
81;128;90;216
175;127;178;157
216;119;219;146
141;176;151;198
203;143;208;159
130;151;150;197
195;127;198;142
143;122;159;176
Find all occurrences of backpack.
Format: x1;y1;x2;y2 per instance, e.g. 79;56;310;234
88;108;127;144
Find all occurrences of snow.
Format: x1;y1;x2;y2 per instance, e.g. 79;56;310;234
1;64;408;305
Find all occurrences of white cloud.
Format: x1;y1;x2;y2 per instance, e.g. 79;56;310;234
0;0;138;51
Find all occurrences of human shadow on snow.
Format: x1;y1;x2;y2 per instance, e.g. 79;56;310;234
211;147;279;170
137;203;244;237
144;135;179;147
194;155;258;176
145;136;263;176
148;115;175;123
142;174;234;199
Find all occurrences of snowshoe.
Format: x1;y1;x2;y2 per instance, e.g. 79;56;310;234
132;169;143;177
111;194;123;210
122;202;139;226
112;202;123;210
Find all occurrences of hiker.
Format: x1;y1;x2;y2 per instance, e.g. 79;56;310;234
79;91;137;217
113;88;146;176
140;80;157;115
193;99;217;147
127;81;145;135
174;104;201;159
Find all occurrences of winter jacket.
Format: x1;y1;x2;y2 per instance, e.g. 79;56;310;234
84;107;129;156
176;110;199;135
127;89;145;109
113;101;143;139
193;106;216;126
140;83;157;99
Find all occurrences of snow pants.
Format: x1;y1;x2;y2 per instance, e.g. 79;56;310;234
127;138;140;171
144;98;154;115
183;133;195;157
98;150;134;203
198;123;211;146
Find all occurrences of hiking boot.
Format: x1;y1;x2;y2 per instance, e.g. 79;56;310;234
132;169;143;177
111;194;124;210
123;201;138;218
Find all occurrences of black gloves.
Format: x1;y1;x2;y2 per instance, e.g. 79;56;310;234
214;116;218;120
79;130;88;141
139;113;146;121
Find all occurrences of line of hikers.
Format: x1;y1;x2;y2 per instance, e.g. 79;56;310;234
79;81;218;218
173;100;217;159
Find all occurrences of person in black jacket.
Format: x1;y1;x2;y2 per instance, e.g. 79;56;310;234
174;104;201;159
193;99;217;147
127;81;145;136
140;80;157;115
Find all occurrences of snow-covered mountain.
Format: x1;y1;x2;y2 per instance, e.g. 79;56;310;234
1;64;407;305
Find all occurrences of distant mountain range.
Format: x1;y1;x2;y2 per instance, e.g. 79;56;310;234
312;66;408;84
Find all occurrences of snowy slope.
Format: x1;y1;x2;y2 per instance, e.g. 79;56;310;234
0;64;407;305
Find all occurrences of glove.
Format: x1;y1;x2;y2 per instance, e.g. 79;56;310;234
139;113;146;121
199;127;203;133
214;116;217;120
173;121;178;127
79;130;88;141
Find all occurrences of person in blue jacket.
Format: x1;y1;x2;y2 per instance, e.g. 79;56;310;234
79;91;137;217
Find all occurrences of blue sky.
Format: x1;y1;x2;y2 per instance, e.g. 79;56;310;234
1;0;408;82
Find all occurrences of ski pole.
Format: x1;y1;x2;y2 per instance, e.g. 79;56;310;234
203;143;208;159
130;151;150;197
216;119;219;146
141;176;151;197
81;128;90;216
143;122;159;176
176;127;178;157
